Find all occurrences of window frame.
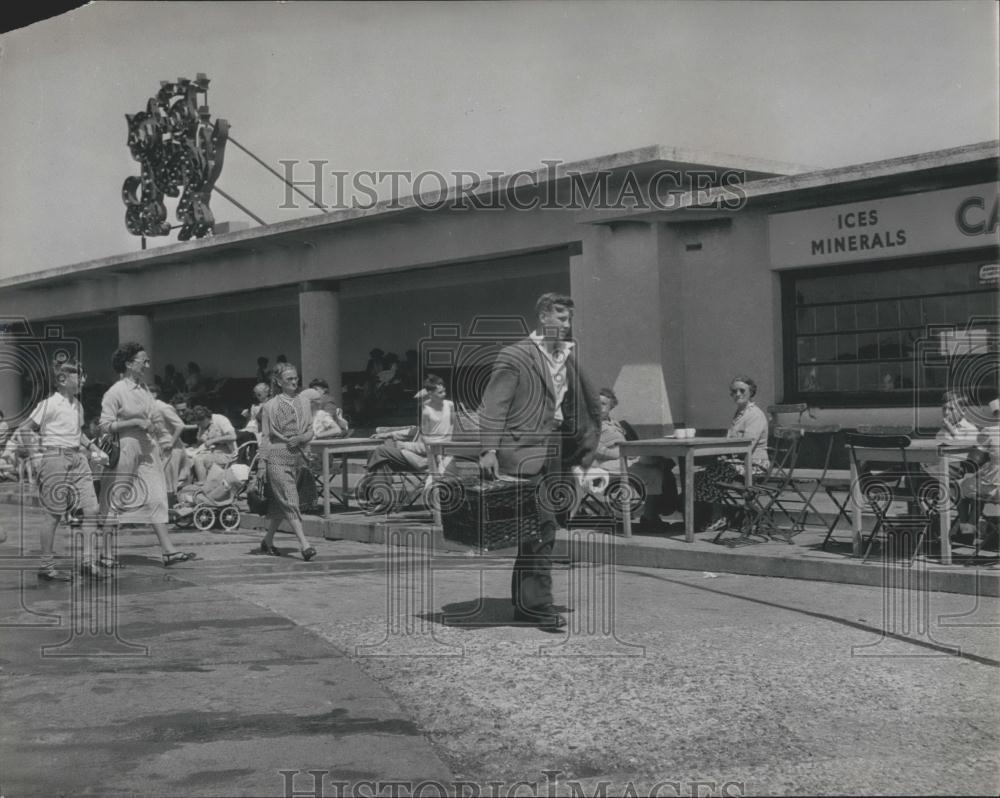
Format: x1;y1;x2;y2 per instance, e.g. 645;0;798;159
781;246;999;408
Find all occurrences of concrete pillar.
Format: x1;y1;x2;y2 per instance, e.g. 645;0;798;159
570;223;684;437
298;282;341;400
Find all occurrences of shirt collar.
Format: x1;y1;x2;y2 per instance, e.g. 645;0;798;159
529;330;574;358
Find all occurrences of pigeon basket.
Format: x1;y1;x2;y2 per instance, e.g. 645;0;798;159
440;477;542;551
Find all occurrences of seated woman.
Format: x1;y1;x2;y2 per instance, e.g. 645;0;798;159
592;387;678;530
312;400;349;440
297;387;349;479
306;378;351;439
366;374;453;474
692;374;770;532
190;405;238;483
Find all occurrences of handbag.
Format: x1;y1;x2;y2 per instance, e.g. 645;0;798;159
97;432;121;469
246;458;270;515
296;465;319;511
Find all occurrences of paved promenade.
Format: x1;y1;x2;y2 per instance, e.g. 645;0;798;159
1;503;998;796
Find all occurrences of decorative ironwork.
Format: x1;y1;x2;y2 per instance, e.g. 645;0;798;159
123;74;230;241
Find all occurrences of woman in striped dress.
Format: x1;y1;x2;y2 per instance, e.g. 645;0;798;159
258;363;317;561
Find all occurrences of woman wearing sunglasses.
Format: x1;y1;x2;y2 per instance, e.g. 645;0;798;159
693;375;770;533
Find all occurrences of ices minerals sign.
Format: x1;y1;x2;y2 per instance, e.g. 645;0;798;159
768;182;998;268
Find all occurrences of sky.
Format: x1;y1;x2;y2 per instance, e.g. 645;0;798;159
0;0;997;281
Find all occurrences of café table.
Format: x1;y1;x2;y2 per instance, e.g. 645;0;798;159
618;436;754;542
311;437;382;516
847;437;966;565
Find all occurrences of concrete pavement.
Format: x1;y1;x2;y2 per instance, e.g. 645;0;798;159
0;512;452;797
2;503;999;796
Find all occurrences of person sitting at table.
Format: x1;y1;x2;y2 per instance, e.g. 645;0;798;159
692;374;770;533
953;396;1000;545
593;387;679;530
307;378;350;438
366;374;454;474
938;389;979;442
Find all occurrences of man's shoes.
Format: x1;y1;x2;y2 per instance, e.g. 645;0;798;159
258;541;282;557
38;565;74;582
513;606;567;631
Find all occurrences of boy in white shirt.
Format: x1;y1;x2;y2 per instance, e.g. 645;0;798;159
18;360;108;581
368;375;454;472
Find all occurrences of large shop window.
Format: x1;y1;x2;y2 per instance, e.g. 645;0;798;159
783;251;999;406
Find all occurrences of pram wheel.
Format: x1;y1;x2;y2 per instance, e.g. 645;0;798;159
218;505;241;531
193;505;217;531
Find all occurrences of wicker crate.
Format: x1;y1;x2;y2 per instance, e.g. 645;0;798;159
441;477;541;551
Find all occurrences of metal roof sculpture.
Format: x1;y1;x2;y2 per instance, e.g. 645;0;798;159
123;74;230;241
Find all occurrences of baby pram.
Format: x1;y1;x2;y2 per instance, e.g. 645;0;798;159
171;461;251;531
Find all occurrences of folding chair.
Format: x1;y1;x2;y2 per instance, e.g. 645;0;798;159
355;466;427;516
713;426;803;544
820;475;855;549
569;467;644;530
570;467;613;522
766;403;809;429
821;427;918;551
845;432;940;565
355;428;431;517
766;424;841;538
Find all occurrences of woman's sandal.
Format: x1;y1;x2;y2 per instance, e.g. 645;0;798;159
301;547;317;562
163;551;198;567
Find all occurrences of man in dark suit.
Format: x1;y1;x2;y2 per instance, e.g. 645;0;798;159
478;292;600;630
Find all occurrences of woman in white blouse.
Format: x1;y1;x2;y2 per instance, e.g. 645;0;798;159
693;375;770;533
99;343;196;567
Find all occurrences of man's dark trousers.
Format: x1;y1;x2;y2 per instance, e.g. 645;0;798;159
509;446;566;612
